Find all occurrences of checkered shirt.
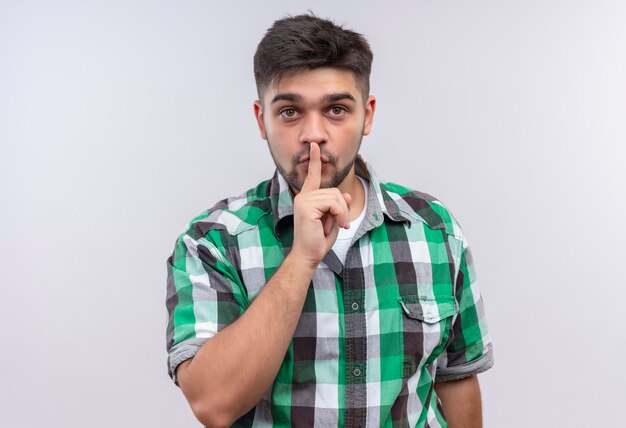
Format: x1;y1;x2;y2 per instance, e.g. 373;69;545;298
166;159;493;427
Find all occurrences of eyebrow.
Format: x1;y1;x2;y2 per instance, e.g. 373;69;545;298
322;92;356;103
271;93;303;104
270;92;357;105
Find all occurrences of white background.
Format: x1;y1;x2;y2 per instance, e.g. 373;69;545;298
1;1;625;426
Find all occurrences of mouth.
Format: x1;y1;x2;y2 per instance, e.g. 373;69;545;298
298;157;330;173
298;154;331;164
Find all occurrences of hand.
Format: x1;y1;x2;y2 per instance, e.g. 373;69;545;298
290;143;352;268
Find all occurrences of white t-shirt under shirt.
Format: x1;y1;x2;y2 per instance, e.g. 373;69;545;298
331;176;368;265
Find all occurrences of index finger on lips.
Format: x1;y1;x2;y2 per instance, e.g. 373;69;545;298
300;142;321;193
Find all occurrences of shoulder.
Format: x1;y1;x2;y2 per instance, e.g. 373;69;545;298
379;180;466;242
180;179;273;242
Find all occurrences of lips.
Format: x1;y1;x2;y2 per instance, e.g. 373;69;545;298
299;159;330;173
298;155;331;164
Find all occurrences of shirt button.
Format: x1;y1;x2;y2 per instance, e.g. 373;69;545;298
373;213;379;221
426;312;434;320
353;368;361;377
351;302;359;311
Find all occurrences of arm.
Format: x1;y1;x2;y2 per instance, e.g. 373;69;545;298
434;375;482;428
177;253;316;427
176;143;351;427
434;241;493;427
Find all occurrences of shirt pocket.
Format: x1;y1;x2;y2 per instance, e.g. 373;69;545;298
397;293;456;378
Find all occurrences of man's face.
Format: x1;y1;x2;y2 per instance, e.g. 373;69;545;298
254;68;376;193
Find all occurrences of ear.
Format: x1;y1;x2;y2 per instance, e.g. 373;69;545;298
253;100;267;140
362;95;376;136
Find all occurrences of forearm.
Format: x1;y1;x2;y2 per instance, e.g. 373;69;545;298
177;253;316;427
434;375;482;428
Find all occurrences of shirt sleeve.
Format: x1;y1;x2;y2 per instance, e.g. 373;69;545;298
435;244;494;382
165;231;245;385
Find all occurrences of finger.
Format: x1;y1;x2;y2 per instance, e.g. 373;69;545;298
328;191;351;229
325;219;340;243
318;191;351;229
342;193;352;229
342;192;352;208
322;212;340;241
300;142;321;193
322;213;335;236
305;191;351;229
323;198;351;230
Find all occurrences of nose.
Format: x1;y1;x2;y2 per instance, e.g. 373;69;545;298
299;112;328;145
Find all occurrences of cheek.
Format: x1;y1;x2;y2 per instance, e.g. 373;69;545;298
267;129;297;163
266;121;294;142
333;121;363;141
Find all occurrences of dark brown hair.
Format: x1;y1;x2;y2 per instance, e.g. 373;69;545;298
254;13;373;102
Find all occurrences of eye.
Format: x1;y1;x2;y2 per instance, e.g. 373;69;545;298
280;108;300;119
328;106;347;117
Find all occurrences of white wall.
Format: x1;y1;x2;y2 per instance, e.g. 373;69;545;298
1;1;624;426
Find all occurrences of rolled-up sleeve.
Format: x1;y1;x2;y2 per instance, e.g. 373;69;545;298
165;231;244;385
435;245;494;382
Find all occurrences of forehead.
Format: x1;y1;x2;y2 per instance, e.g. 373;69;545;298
264;68;362;104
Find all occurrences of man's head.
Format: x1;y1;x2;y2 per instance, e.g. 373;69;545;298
253;14;376;194
253;13;373;102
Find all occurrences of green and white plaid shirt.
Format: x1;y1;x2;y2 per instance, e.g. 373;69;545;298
166;159;493;427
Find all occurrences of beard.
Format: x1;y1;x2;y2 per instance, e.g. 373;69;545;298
268;137;363;193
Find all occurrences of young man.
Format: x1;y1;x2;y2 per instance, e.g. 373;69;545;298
166;14;493;428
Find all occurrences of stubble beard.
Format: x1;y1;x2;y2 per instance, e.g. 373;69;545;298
268;137;363;194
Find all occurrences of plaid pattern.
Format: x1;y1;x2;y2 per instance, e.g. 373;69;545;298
166;159;493;427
